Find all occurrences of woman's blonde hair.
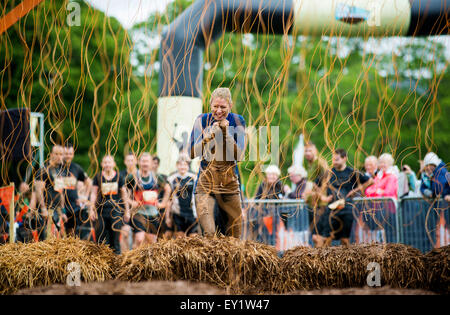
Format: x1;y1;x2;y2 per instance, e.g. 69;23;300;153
378;153;394;167
210;87;232;107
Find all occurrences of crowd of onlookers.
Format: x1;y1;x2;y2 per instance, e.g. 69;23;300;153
253;142;449;247
255;142;449;202
1;141;449;251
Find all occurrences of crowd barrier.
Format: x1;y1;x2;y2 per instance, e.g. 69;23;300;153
242;197;449;253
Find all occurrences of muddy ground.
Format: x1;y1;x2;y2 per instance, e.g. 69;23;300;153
16;280;436;295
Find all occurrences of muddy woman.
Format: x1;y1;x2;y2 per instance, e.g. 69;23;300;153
188;87;246;238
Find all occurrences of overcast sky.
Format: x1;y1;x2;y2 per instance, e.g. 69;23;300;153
85;0;173;29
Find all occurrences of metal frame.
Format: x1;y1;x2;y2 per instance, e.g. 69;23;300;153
242;197;448;249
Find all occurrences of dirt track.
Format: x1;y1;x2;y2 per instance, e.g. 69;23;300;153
16;280;436;295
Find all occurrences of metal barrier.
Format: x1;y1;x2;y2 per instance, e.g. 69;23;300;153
242;197;449;253
399;197;449;253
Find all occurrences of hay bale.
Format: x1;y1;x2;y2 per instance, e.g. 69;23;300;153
281;243;427;292
0;237;116;294
116;235;281;293
424;245;449;294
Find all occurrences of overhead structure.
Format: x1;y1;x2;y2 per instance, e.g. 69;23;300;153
0;0;46;35
157;0;449;174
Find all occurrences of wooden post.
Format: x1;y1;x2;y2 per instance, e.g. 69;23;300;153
9;182;15;244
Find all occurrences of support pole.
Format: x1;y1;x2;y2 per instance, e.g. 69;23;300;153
8;182;15;244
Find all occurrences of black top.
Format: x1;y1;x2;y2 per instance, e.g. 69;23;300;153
287;178;307;199
255;180;285;200
169;172;196;217
62;162;86;211
328;166;370;202
92;172;124;210
36;164;66;209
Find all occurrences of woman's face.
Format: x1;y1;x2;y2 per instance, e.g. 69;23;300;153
101;156;115;172
266;172;279;184
424;164;436;176
378;158;389;172
177;161;189;175
211;97;231;121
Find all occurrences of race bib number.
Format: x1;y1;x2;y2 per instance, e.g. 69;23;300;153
63;176;77;190
54;177;65;192
101;182;118;195
142;190;158;206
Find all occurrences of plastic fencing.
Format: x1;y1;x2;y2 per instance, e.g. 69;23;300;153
242;197;449;253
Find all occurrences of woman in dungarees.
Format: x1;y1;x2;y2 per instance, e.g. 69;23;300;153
188;87;246;238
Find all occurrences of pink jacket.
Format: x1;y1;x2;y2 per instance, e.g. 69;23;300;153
365;172;398;199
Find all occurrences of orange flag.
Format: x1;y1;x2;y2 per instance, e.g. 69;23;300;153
0;185;14;214
263;215;274;235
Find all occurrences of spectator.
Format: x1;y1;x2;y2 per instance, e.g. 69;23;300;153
313;148;373;247
255;165;286;200
167;154;198;238
286;165;308;199
303;142;328;187
89;155;128;254
398;164;419;198
420;152;450;200
364;155;378;178
365;153;398;199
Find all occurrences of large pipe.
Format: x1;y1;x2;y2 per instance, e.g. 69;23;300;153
157;0;449;174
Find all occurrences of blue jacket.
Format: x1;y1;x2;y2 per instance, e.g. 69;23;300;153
420;162;450;198
188;112;246;192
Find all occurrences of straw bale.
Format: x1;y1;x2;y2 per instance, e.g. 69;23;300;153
0;237;116;295
280;243;426;292
116;235;281;293
423;245;449;294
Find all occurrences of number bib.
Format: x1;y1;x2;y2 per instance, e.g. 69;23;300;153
54;177;65;192
101;182;118;195
63;176;78;190
135;190;158;206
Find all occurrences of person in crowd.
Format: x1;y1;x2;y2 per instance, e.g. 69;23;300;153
303;142;328;187
398;164;419;198
285;165;308;199
126;153;171;247
89;155;128;254
313;148;373;247
285;165;315;230
61;142;91;236
189;87;246;238
255;165;287;200
365;153;398;199
120;152;138;180
420;152;450;201
167;154;198;238
302;142;330;232
363;153;398;243
119;152;138;252
364;155;378;178
152;155;173;239
75;173;94;241
32;144;67;239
